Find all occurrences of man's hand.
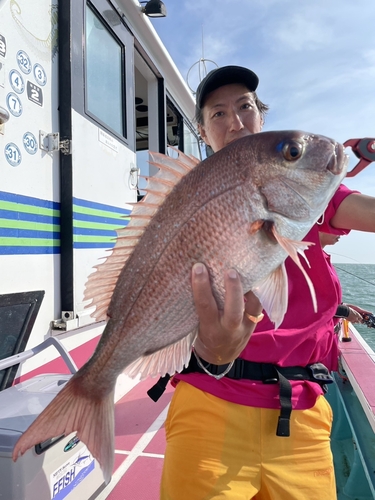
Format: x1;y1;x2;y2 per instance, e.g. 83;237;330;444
191;263;262;365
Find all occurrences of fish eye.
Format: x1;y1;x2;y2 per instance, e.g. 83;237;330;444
282;140;304;161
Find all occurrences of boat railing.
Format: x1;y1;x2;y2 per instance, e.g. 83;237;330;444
0;337;78;374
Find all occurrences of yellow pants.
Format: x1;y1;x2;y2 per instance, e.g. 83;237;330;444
161;381;336;500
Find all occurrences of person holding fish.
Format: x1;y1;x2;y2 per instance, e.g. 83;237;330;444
160;66;375;499
11;65;375;499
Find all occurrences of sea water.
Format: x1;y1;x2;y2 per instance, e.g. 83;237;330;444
335;264;375;350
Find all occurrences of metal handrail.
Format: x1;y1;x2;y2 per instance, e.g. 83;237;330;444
0;337;78;374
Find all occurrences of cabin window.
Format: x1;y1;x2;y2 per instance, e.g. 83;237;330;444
85;5;125;137
183;122;201;159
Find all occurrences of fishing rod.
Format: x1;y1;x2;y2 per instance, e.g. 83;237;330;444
334;264;375;288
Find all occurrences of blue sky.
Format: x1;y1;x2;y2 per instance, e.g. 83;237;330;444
150;0;375;264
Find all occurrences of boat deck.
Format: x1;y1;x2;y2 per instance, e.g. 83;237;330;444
97;378;173;500
93;327;375;500
339;325;375;432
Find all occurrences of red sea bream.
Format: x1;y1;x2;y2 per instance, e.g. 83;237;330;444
12;131;348;482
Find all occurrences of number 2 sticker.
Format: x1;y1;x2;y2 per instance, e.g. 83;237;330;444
27;81;43;107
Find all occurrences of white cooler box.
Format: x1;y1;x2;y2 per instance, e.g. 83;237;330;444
0;339;106;500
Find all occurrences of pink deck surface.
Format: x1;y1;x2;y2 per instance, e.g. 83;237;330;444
339;332;375;409
107;456;164;500
107;378;173;499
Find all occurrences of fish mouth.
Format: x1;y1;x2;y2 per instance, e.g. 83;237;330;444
326;142;349;175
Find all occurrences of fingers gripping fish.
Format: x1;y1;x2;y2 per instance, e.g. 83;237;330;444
12;131;348;483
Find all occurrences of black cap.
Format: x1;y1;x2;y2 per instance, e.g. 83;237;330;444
195;65;259;110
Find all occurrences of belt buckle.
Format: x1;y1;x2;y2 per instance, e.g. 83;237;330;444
261;364;278;384
263;377;278;384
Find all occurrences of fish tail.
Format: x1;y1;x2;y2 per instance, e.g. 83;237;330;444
12;376;115;484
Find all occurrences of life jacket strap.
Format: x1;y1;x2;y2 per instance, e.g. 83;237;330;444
147;356;333;437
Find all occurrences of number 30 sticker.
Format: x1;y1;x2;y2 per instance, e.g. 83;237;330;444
5;143;22;167
23;132;38;155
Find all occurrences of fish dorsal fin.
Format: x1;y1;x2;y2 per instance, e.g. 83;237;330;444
83;151;200;320
124;328;197;379
253;264;288;329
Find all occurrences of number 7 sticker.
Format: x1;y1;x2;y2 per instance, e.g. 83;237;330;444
6;92;23;117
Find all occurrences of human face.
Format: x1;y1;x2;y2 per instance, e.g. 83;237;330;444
198;83;263;153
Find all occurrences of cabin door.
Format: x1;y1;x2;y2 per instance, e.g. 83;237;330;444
58;0;137;329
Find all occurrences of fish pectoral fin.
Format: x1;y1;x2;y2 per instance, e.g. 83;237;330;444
253;264;288;329
124;328;197;379
12;376;115;485
271;227;317;313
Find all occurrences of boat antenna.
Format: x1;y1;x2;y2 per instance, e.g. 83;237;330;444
186;25;218;95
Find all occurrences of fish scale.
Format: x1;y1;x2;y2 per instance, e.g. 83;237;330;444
12;131;348;484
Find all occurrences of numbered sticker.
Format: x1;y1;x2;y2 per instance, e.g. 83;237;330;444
0;34;6;58
27;81;43;107
17;50;31;74
5;143;22;167
9;69;25;94
6;92;23;117
23;132;38;155
33;63;47;86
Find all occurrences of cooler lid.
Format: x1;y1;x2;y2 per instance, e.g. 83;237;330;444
0;374;71;445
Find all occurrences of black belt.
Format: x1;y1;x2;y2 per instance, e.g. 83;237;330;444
147;356;333;437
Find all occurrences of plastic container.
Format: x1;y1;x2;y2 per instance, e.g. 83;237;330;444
0;338;105;499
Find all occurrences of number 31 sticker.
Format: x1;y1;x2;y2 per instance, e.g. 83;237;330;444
5;143;22;167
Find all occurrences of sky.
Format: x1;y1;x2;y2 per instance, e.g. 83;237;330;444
149;0;375;264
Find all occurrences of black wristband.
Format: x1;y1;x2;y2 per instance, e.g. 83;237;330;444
335;304;350;318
